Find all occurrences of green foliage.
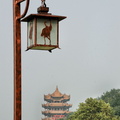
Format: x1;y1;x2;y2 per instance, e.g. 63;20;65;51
66;112;74;119
68;98;117;120
58;89;120;120
99;89;120;116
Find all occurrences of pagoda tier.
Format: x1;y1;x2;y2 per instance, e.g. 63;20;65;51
42;116;65;120
42;110;71;117
42;87;72;120
42;103;72;109
44;95;70;102
42;118;52;120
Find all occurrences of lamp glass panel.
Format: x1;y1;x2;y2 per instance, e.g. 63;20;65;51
27;19;35;47
36;18;58;46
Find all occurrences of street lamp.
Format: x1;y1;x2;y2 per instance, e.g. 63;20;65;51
22;7;66;52
13;0;66;120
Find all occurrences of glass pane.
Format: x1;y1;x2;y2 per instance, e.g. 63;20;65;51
37;18;58;46
27;19;35;47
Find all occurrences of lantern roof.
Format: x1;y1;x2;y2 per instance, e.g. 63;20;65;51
22;13;66;22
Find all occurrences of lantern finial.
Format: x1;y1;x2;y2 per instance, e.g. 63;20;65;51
41;0;46;7
37;0;49;14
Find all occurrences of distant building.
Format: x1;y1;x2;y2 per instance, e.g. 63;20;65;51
42;87;72;120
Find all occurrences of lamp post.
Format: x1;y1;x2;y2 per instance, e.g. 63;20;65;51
13;0;66;120
13;0;30;120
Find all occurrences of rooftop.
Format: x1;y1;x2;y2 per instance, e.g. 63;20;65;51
44;87;70;101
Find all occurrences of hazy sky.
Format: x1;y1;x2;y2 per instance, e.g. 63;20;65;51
1;0;120;120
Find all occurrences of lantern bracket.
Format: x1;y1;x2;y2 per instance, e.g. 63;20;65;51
16;0;30;20
16;0;26;4
16;0;49;20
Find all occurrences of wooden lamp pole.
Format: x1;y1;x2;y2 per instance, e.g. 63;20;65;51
13;0;30;120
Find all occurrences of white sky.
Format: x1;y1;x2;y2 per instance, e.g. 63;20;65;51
1;0;120;120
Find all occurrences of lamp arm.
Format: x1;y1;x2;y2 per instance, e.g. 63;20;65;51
17;0;30;19
16;0;26;4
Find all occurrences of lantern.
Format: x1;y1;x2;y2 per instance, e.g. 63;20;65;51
22;6;66;52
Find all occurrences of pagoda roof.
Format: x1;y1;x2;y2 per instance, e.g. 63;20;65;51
51;87;63;97
44;87;70;101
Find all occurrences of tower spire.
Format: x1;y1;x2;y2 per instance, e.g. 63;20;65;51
56;85;58;90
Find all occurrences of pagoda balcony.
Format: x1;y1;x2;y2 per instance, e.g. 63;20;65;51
42;103;72;109
42;110;71;116
44;97;70;103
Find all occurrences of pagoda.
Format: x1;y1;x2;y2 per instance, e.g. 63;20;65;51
42;87;72;120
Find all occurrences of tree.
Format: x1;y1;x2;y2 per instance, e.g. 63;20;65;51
68;98;117;120
99;89;120;116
